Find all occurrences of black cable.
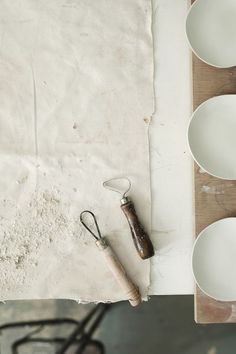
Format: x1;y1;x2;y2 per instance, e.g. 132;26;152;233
12;337;81;354
12;325;43;354
4;319;79;354
12;337;104;354
77;339;105;354
0;318;79;332
0;304;111;354
75;304;110;354
56;304;105;354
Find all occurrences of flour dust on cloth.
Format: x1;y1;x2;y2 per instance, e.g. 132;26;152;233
0;0;154;302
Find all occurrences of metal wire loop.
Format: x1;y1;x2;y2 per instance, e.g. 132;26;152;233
80;210;102;241
103;177;131;198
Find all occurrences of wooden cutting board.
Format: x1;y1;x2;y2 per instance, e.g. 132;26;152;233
192;1;236;323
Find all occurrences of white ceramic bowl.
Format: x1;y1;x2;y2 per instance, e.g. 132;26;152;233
186;0;236;68
192;218;236;301
188;95;236;180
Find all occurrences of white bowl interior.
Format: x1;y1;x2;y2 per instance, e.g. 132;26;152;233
192;218;236;301
186;0;236;68
188;95;236;180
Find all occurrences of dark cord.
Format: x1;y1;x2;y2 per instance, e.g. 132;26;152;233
0;305;110;354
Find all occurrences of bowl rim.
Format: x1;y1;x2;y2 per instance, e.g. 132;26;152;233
186;0;236;69
187;94;236;181
192;217;236;302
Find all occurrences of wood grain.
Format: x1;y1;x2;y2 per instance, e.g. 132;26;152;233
192;1;236;323
121;199;154;260
96;238;141;307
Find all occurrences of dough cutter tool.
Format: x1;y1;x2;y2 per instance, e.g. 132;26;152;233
80;210;141;307
103;177;154;260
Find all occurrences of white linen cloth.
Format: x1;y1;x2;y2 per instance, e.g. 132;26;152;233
0;0;154;302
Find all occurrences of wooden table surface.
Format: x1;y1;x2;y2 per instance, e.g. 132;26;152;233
192;17;236;322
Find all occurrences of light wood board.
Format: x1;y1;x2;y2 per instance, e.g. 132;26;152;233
192;0;236;324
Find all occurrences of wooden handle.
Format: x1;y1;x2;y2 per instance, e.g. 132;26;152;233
121;199;154;259
96;239;141;307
